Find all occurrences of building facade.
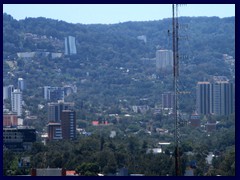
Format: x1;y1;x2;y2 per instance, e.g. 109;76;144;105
189;113;201;127
3;85;14;100
47;122;62;141
47;100;74;122
3;126;36;151
65;36;77;55
162;92;175;109
61;110;76;140
11;89;23;117
156;50;173;70
196;82;210;115
18;78;25;91
44;86;64;101
3;113;18;127
210;77;235;116
196;76;235;116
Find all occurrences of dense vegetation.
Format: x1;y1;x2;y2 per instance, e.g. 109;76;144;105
3;13;235;176
3;117;235;176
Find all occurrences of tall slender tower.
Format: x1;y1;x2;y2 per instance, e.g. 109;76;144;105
196;82;211;115
11;89;23;117
61;110;76;140
172;4;181;176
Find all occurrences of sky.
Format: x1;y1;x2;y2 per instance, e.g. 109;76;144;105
3;4;235;25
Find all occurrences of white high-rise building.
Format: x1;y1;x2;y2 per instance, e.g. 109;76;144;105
11;89;23;117
65;36;77;55
156;50;173;70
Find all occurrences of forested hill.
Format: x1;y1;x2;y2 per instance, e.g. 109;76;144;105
3;13;235;115
3;13;234;59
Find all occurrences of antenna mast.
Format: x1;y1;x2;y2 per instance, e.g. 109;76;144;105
172;4;181;176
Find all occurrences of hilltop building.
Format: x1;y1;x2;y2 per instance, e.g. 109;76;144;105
65;36;77;55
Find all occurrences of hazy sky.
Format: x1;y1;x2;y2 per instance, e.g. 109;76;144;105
3;4;235;24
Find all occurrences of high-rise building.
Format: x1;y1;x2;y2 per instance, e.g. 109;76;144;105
196;76;235;116
3;86;9;100
47;100;74;122
196;82;210;115
156;50;173;70
162;92;175;109
3;85;14;100
61;110;76;140
210;77;235;116
11;89;23;117
47;122;62;141
44;86;64;101
18;78;25;91
65;36;77;55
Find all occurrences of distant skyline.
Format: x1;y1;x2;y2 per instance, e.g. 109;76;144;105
3;4;235;25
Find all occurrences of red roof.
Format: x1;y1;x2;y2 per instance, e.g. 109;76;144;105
66;170;76;175
92;121;99;125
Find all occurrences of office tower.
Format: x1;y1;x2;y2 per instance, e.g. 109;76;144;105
210;76;235;116
64;36;77;55
18;78;25;91
156;50;173;70
44;86;64;101
11;89;23;117
162;92;175;109
61;110;76;140
3;85;14;100
47;122;62;141
47;100;74;122
196;82;210;115
196;76;235;116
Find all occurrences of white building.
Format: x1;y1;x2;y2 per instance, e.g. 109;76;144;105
65;36;77;55
156;50;173;70
11;89;23;116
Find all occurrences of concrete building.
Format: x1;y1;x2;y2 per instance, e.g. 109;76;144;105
11;89;23;117
210;76;234;116
61;110;76;140
47;122;62;141
18;78;25;91
156;50;173;70
189;113;201;127
196;76;235;116
162;92;175;109
3;126;36;151
3;85;14;100
196;82;211;115
65;36;77;55
47;100;74;122
44;86;64;101
3;113;18;127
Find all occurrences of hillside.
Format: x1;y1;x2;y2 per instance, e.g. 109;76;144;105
3;13;235;117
